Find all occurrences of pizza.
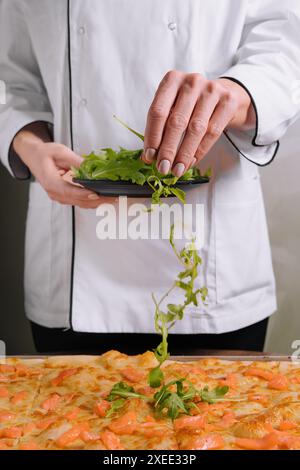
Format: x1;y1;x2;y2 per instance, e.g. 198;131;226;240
1;351;300;450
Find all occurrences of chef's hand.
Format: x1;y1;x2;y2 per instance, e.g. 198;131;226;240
142;71;255;176
13;122;114;208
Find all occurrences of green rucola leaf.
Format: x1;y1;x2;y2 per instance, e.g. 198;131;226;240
161;175;179;186
105;398;126;418
164;393;188;419
148;366;164;389
199;287;208;302
153;379;191;420
169;187;186;203
154;337;169;364
107;382;147;401
113;114;145;142
167;303;184;316
200;385;229;404
204;167;212;178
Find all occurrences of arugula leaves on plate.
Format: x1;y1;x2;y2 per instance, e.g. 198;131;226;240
72;117;210;205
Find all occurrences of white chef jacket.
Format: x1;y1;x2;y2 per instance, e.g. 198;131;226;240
1;0;300;334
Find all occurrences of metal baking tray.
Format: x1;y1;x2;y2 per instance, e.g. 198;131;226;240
1;354;298;363
171;355;295;362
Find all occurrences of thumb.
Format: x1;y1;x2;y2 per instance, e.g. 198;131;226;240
53;146;84;170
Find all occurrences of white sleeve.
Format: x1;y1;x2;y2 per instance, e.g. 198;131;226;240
221;0;300;166
0;0;53;179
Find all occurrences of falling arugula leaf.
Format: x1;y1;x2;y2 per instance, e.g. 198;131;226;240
148;225;208;387
102;222;228;422
148;366;164;389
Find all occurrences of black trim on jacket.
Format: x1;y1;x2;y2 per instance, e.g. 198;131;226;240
67;0;75;330
220;76;280;167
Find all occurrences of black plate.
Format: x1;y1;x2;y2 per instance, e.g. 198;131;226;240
73;177;210;198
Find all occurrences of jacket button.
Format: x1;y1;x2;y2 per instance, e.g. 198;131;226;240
78;26;86;35
80;98;87;106
168;22;177;31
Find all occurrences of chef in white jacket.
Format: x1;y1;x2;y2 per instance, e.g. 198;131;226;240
0;0;300;354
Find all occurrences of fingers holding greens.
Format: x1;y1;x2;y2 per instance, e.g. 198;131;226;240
72;116;210;205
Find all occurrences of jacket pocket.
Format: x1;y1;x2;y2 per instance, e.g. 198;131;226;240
215;175;274;303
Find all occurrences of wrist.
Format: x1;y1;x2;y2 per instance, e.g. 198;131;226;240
217;78;255;130
13;133;44;167
13;122;51;167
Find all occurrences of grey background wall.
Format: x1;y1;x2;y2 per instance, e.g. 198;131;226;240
0;122;299;355
0;170;35;354
263;121;300;354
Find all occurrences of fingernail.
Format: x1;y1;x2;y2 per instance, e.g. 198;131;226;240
88;194;100;200
172;163;185;178
144;148;156;163
158;159;171;175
